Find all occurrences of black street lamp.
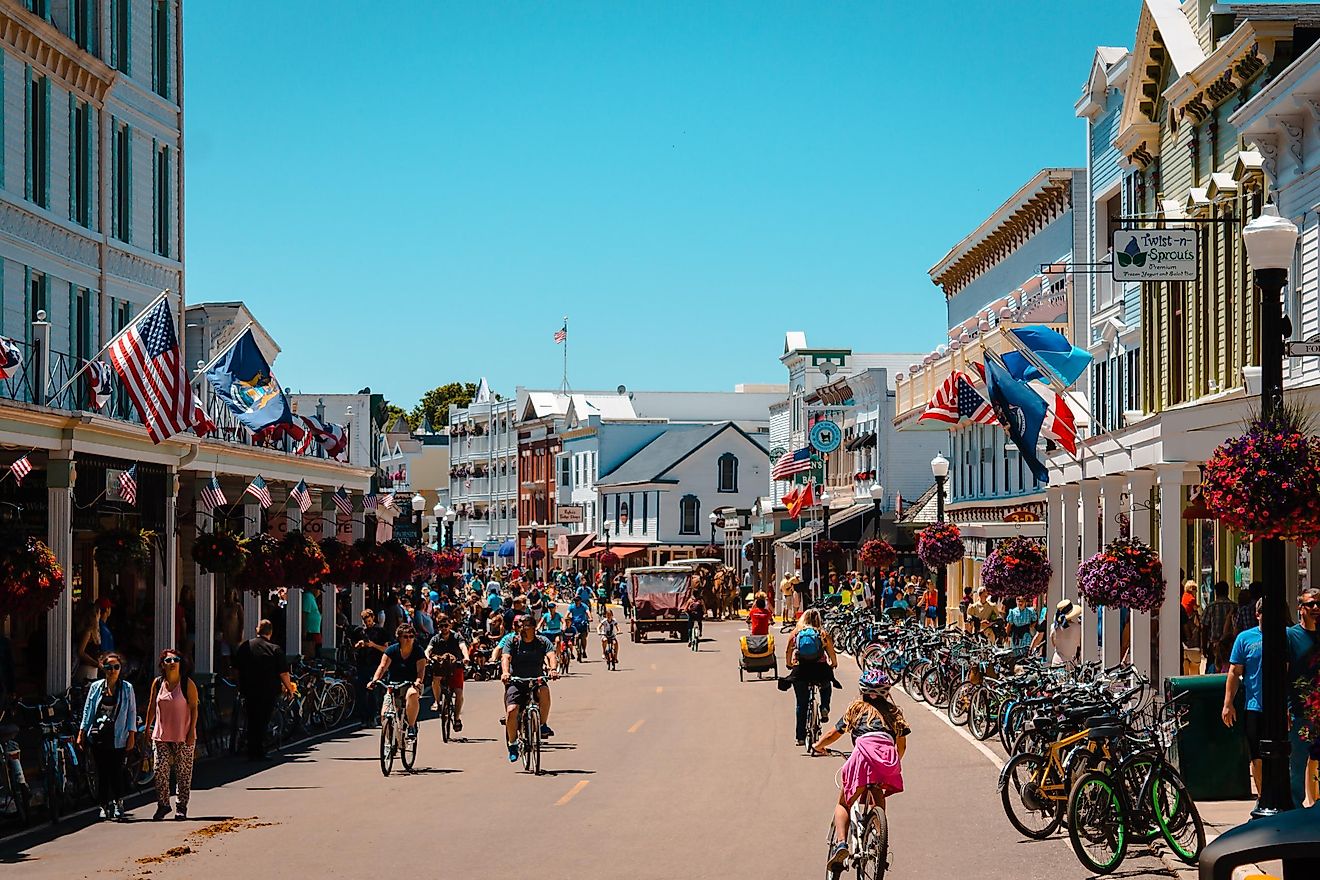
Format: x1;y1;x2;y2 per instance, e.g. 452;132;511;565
444;509;456;550
529;520;541;582
931;451;950;627
708;511;718;548
1241;203;1299;818
869;482;884;604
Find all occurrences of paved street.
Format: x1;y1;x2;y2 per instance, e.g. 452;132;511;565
3;621;1175;880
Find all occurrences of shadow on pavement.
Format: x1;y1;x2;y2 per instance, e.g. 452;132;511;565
539;769;596;776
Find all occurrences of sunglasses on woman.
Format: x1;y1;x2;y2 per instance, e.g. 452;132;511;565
162;656;181;665
103;663;121;671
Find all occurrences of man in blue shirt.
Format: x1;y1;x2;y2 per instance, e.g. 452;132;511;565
1224;600;1264;798
567;598;592;659
1286;587;1320;806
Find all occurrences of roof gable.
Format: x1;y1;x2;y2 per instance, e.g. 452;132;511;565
596;422;763;487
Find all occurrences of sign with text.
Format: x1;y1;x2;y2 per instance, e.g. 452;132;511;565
1111;229;1197;281
557;505;584;524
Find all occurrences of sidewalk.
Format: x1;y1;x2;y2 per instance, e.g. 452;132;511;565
1159;799;1275;880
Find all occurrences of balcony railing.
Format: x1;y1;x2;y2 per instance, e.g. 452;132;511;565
894;325;1018;423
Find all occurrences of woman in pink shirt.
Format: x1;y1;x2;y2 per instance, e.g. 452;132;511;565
143;648;200;820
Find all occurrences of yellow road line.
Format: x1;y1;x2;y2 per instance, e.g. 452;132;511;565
628;719;646;734
555;780;590;806
655;686;664;694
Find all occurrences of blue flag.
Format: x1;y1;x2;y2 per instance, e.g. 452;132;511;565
984;357;1050;484
204;329;292;433
1001;326;1092;387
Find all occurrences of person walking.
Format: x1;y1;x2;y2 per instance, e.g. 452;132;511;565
76;652;136;820
143;648;199;820
1223;599;1265;799
1200;581;1238;674
1287;587;1320;806
1049;600;1083;666
233;620;293;760
352;609;387;726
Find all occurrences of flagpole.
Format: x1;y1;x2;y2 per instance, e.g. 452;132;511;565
52;288;171;399
983;348;1088;470
190;321;255;384
560;315;570;394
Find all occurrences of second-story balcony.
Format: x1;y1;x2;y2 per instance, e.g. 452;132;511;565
894;324;1019;424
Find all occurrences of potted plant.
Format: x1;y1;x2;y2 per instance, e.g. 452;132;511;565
917;521;964;570
94;527;154;574
0;532;66;618
1076;537;1166;613
236;534;285;595
858;538;896;570
320;538;363;584
598;550;620;568
191;531;247;576
980;536;1052;600
526;546;546;563
282;530;329;589
813;539;842;558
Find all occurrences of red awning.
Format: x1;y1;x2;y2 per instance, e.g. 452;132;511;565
579;545;648;559
613;546;648;558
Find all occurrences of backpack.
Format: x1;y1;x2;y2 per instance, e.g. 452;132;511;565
796;627;823;661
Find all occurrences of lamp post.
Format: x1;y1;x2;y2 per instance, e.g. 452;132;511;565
869;482;884;600
708;511;718;548
410;493;426;547
1241;203;1299;818
529;520;541;582
444;508;456;551
931;452;950;627
433;502;445;548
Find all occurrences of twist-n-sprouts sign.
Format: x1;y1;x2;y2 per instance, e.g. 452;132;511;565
1111;229;1197;281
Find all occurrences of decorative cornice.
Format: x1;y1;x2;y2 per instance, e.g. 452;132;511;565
0;198;99;266
1115;121;1159;169
0;0;116;106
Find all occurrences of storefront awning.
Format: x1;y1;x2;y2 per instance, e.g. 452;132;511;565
845;431;876;451
558;533;595;558
497;539;517;557
775;522;822;547
579;545;648;559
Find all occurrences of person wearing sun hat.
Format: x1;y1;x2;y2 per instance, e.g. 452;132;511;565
1050;599;1084;667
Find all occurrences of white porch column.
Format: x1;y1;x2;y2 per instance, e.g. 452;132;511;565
1100;475;1127;667
1060;484;1081;608
243;501;261;639
351;495;367;622
318;491;336;658
1157;464;1189;687
194;486;216;677
155;469;179;659
285;501;303;658
1045;485;1065;615
1079;480;1101;663
45;454;75;695
1127;470;1157;680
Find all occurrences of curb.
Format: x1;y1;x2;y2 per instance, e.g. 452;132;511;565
1152;830;1265;880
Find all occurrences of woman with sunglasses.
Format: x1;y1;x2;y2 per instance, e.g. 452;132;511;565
143;649;199;820
76;652;137;820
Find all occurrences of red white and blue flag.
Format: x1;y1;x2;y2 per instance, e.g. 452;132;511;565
771;447;813;481
553;324;567;344
87;360;113;410
118;465;138;505
190;394;217;437
9;455;32;485
363;494;379;512
245;475;272;509
108;298;191;444
290;479;312;513
920;366;998;426
0;336;21;380
200;475;227;511
333;488;352;516
380;492;396;511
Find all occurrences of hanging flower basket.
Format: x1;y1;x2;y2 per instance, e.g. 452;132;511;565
378;539;414;586
0;532;67;618
236;533;285;596
981;536;1052;600
814;539;842;558
1200;404;1320;548
858;538;896;570
191;531;247;576
598;550;620;568
1076;537;1165;613
355;539;389;585
526;546;546;562
282;530;329;589
320;538;363;584
434;550;464;577
917;521;964;569
411;548;437;582
94;527;154;574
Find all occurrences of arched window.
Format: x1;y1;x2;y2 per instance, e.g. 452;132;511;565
679;495;700;535
717;453;738;493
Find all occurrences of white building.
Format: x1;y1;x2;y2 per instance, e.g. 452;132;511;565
448;383;518;558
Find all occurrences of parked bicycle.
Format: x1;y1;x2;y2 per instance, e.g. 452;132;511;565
0;703;31;827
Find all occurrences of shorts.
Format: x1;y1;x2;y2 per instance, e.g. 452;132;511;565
1243;709;1263;760
504;679;545;709
925;607;938;620
431;664;464;691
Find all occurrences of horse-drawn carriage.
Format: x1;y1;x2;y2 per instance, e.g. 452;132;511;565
628;565;696;643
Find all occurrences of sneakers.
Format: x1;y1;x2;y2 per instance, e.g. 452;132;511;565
507;742;519;763
454;717;463;732
153;803;171;821
540;724;555;738
112;800;126;821
175;808;187;821
431;701;440;711
99;806;110;820
820;711;830;723
827;841;850;872
796;738;806;747
406;725;418;742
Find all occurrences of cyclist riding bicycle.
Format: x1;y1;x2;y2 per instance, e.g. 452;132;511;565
423;613;469;731
777;608;839;746
499;614;560;763
367;623;426;742
539;602;565;642
566;597;592;658
811;668;910;873
599;608;620;667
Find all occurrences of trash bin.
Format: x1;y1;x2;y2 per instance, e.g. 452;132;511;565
1166;675;1254;801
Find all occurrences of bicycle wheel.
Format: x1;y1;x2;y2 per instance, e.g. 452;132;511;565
1066;771;1128;875
379;717;395;777
968;689;995;741
1146;764;1204;865
440;692;452;743
530;718;542;775
3;761;32;828
947;681;974;727
1000;703;1027;753
46;747;65;820
999;752;1064;839
400;722;417;771
521;708;536;772
854;806;889;880
323;681;351;729
920;667;948;708
1115;755;1160;842
902;660;927;701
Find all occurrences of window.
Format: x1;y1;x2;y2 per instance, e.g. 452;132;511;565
26;70;50;208
26;0;48;18
71;98;93;227
717;453;738;493
152;0;170;99
560;456;570;489
642;493;648;535
153;143;171;256
27;272;47;346
112;121;131;242
74;287;92;361
679;495;700;535
625;495;634;534
111;0;129;74
71;0;98;54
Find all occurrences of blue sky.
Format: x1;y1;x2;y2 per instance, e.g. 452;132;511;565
184;1;1145;409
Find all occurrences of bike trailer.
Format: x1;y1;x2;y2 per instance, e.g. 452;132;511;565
739;634;778;680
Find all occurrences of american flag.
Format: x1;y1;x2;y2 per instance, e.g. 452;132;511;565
200;475;227;511
118;464;138;505
380;492;396;511
9;455;32;485
771;447;813;481
245;475;272;509
363;494;379;512
189;394;216;437
87;360;113;410
553;324;567;344
919;369;998;426
0;336;21;379
333;488;352;516
290;479;312;513
107;298;191;444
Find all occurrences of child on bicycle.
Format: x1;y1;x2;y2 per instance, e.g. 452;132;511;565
599;608;620;666
811;668;909;874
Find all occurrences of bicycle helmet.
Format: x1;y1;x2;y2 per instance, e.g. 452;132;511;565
858;667;892;697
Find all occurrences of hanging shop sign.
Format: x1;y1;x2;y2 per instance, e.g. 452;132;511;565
809;420;842;454
557;505;584;524
1111;229;1198;281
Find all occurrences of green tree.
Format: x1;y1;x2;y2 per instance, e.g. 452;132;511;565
409;382;479;430
381;402;409;430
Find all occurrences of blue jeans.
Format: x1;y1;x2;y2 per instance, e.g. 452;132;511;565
792;679;830;742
